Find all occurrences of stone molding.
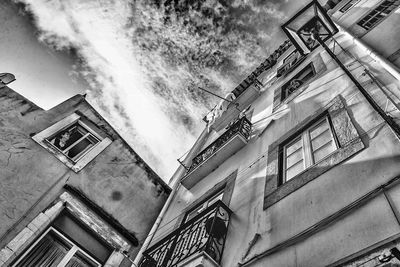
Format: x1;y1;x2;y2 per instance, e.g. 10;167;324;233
0;192;130;266
263;95;365;209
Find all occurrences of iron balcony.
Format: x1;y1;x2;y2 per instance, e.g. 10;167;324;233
140;200;233;267
182;117;252;189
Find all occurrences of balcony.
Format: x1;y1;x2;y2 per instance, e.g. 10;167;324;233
182;117;252;189
140;200;232;267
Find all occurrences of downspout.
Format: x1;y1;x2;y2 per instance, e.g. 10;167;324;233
333;21;400;83
132;127;210;266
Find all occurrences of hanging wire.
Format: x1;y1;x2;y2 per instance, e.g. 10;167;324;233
147;37;400;244
331;36;400;115
134;116;396;244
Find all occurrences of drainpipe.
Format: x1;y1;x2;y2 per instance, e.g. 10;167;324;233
132;127;210;266
333;21;400;83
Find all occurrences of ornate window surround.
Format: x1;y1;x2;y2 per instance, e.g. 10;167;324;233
264;95;365;209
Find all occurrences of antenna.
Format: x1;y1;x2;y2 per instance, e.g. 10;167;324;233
0;73;16;87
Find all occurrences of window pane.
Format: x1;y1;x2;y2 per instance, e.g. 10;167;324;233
48;123;83;150
286;159;304;181
67;138;95;160
286;138;302;155
281;64;315;100
14;231;71;267
313;140;335;162
311;130;331;151
286;149;304;168
309;119;329;139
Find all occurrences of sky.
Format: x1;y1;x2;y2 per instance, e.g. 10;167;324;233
0;0;320;181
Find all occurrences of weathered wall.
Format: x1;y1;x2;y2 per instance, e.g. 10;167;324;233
0;88;170;262
150;28;400;267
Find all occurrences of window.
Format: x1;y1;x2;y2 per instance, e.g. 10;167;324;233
12;228;101;267
281;63;315;101
357;0;400;30
339;0;358;13
264;96;365;209
184;189;224;223
277;51;305;77
32;113;112;172
176;170;237;228
46;121;100;162
282;116;338;183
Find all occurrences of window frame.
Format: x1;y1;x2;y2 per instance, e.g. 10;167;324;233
12;227;101;267
183;189;224;224
32;113;112;172
175;170;237;228
264;96;365;209
272;52;327;113
281;115;339;184
45;120;102;163
357;0;400;31
0;191;131;266
339;0;359;13
281;63;316;101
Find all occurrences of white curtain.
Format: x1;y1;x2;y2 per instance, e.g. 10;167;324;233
15;233;68;267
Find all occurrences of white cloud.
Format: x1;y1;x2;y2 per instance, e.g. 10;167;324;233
14;0;201;179
12;0;292;180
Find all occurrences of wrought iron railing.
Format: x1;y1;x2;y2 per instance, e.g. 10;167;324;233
140;200;232;267
187;117;252;174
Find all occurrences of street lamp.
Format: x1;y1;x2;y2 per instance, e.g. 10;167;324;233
282;0;338;55
281;0;400;136
0;73;16;88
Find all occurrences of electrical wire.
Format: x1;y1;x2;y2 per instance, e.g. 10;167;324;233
135;117;398;246
238;174;400;267
147;36;400;248
145;57;400;244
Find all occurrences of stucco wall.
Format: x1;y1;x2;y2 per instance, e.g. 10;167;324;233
0;88;170;262
150;29;400;267
332;0;400;68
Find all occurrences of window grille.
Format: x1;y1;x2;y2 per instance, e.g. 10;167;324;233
357;0;400;30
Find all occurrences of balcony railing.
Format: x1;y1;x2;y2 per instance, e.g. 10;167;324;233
189;117;251;174
140;200;232;267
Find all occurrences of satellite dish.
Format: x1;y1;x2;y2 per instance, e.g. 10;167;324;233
0;73;16;85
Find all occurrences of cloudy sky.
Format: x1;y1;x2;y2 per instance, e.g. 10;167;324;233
0;0;321;181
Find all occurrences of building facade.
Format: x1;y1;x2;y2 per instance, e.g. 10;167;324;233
138;0;400;266
0;83;170;266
